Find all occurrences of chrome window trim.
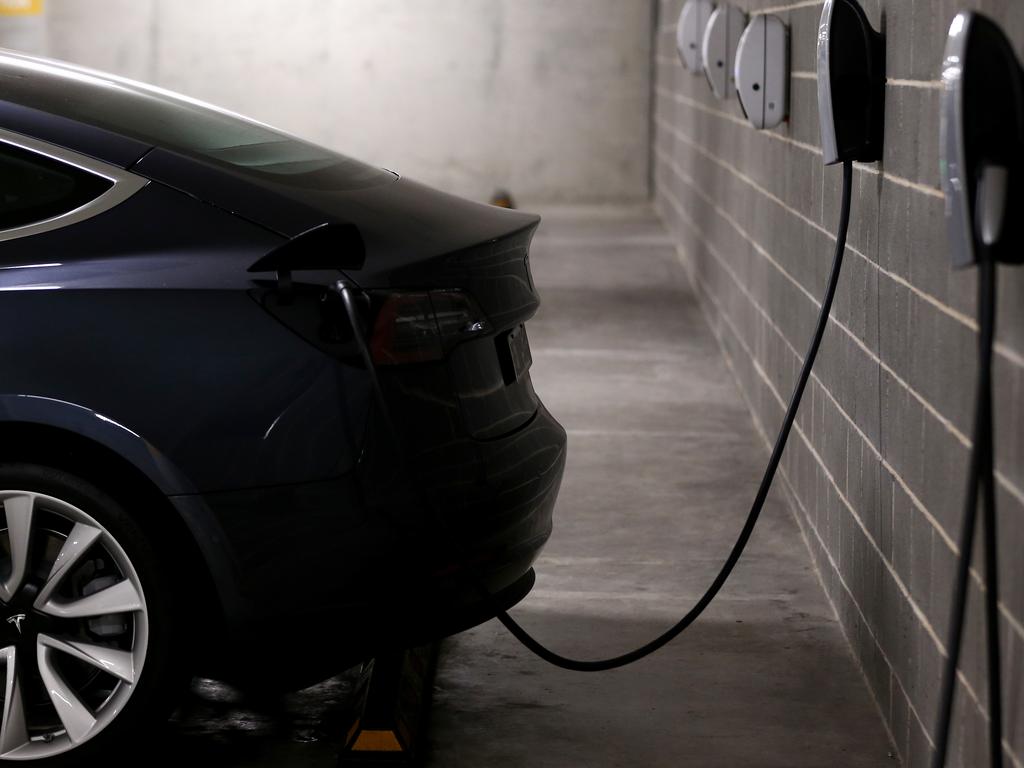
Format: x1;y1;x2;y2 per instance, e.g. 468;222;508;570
0;127;149;243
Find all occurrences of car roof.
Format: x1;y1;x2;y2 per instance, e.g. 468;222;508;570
0;49;401;235
0;50;153;165
0;49;393;183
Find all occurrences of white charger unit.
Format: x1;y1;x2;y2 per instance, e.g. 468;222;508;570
734;15;788;129
701;4;747;100
677;0;715;73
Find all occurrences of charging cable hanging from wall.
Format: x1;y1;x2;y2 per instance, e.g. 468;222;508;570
335;0;883;674
485;0;885;672
338;0;884;675
933;12;1024;768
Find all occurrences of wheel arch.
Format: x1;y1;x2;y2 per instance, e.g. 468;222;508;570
0;419;223;631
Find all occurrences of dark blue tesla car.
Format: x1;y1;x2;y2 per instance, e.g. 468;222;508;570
0;50;565;763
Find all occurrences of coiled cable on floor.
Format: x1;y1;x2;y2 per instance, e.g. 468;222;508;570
931;256;1002;768
494;159;854;671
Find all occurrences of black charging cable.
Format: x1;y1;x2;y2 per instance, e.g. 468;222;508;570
931;250;1002;768
336;160;853;672
495;159;853;670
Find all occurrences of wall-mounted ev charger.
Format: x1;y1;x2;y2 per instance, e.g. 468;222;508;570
701;4;747;101
677;0;715;73
735;15;788;130
932;13;1024;768
941;11;1024;268
816;0;885;164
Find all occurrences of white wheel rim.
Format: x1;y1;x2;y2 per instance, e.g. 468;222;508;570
0;490;148;760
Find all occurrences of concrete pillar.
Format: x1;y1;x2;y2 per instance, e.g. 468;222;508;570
0;0;46;55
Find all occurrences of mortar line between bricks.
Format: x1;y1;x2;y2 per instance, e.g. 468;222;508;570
886;78;944;89
653;114;1024;372
791;71;944;90
654;142;1024;512
656;86;946;199
655;165;1024;646
674;224;1024;768
855;164;945;199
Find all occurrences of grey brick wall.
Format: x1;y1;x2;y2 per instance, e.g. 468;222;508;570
652;2;1024;766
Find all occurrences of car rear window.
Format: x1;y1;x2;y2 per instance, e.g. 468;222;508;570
0;142;112;231
0;54;395;190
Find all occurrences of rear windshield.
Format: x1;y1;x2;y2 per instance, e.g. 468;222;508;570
0;54;395;190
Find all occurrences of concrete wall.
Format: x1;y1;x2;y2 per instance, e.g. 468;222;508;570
653;2;1024;767
43;0;654;204
0;0;46;54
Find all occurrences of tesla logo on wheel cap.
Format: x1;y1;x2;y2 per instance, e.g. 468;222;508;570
6;614;25;634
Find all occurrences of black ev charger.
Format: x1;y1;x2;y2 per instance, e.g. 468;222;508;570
817;0;884;165
338;0;885;675
815;0;880;164
935;12;1024;768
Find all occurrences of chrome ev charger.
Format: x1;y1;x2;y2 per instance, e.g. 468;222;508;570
341;0;884;674
817;0;884;164
935;12;1024;768
941;12;1024;270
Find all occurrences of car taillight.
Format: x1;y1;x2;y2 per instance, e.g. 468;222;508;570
370;290;491;365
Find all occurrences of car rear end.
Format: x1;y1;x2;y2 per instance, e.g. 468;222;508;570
345;213;566;638
241;188;565;653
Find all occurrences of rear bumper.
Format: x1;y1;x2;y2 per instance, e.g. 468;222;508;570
172;401;565;684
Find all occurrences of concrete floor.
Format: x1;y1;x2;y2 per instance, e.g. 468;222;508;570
426;206;897;768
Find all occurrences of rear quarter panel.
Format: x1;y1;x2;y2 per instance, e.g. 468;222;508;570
0;182;373;493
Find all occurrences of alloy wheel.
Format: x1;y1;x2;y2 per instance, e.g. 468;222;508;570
0;490;148;760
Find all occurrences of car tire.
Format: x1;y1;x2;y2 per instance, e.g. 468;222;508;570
0;464;190;765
